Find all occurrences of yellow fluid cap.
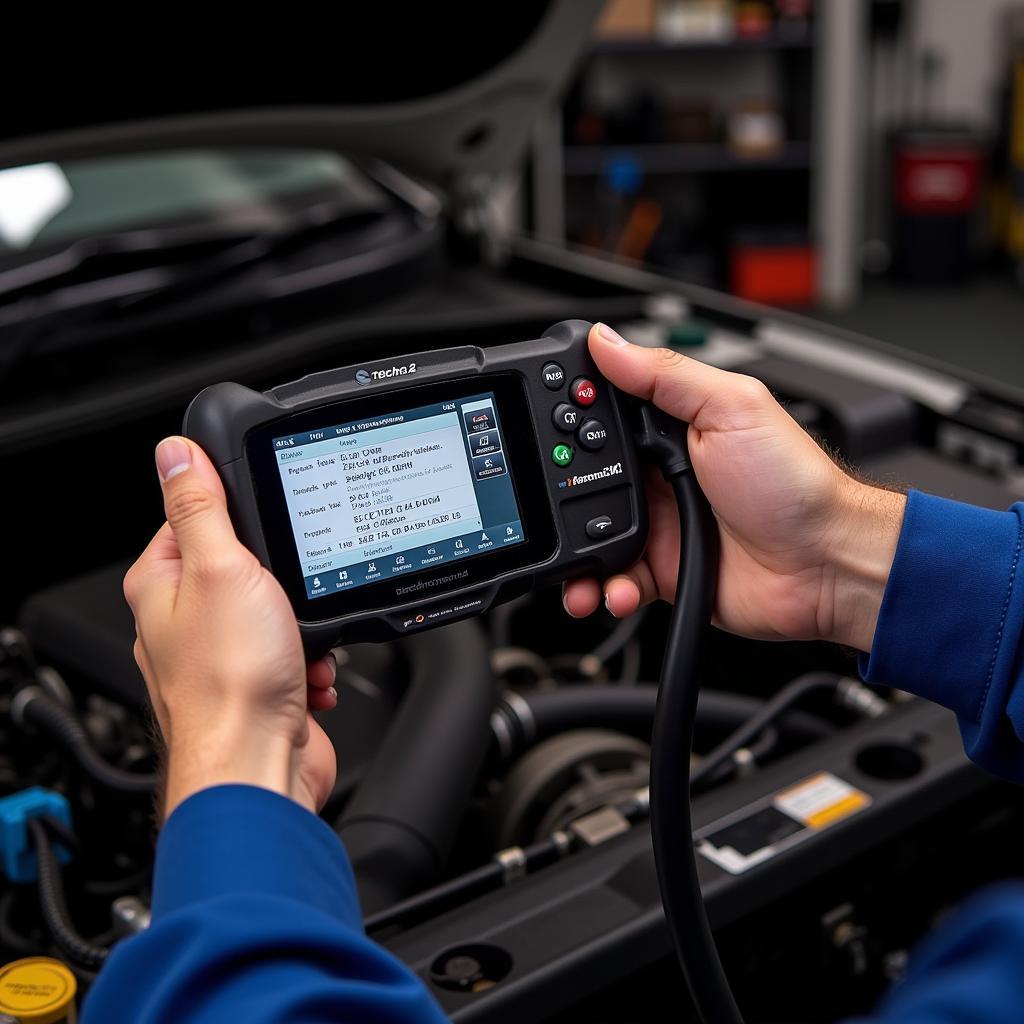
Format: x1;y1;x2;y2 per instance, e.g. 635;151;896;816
0;958;76;1023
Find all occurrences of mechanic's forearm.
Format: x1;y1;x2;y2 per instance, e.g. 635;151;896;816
163;716;305;818
83;786;450;1024
819;479;907;653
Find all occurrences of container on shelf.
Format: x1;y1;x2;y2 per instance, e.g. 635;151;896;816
730;229;816;305
890;126;986;283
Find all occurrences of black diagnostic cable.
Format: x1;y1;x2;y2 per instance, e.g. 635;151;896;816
639;404;744;1024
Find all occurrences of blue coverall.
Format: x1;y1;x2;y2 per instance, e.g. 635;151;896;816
83;491;1024;1022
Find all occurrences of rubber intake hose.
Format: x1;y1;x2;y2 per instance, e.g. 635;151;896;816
15;688;156;794
336;618;497;913
492;686;833;762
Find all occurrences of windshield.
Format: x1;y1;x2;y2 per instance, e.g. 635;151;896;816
0;148;388;257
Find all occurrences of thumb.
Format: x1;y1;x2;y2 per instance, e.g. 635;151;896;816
155;437;239;570
588;322;741;426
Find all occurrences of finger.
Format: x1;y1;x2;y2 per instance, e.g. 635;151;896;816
563;578;602;618
589;322;764;428
604;561;659;617
155;437;239;573
307;654;337;690
123;521;181;624
308;683;338;712
132;638;170;736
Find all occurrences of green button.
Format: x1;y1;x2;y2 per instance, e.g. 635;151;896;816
551;443;574;467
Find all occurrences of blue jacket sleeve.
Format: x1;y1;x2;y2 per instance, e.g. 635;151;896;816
847;490;1024;1024
81;785;447;1024
860;490;1024;780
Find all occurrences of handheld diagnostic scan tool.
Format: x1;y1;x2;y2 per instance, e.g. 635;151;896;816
184;320;648;655
187;320;735;1022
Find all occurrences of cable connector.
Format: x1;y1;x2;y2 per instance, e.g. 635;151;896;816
835;678;889;719
636;404;692;479
0;787;72;883
13;687;156;794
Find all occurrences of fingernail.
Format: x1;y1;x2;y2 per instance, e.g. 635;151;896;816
596;322;629;347
155;438;192;482
328;686;338;701
604;591;614;614
562;591;575;618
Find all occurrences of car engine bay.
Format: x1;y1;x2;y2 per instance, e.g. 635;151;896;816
4;14;1024;1012
3;238;1024;1020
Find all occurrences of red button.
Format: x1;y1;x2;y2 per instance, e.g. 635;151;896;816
570;377;597;408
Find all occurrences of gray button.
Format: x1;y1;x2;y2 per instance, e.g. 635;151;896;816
585;515;616;540
577;418;608;451
552;403;580;432
542;362;566;390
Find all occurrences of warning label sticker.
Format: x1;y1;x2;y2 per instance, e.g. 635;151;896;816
696;772;871;876
773;772;870;829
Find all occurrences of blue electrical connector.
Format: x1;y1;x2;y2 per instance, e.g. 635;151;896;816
0;787;72;883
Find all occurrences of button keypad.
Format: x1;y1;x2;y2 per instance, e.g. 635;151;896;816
542;362;566;390
552;403;581;433
570;377;598;408
576;418;607;451
551;443;574;467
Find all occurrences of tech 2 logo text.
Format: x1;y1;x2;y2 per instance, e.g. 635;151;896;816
355;362;418;385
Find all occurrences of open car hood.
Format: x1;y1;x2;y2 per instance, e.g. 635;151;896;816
0;3;603;200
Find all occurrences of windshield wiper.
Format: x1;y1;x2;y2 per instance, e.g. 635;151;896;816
0;192;389;305
0;221;269;301
0;197;396;389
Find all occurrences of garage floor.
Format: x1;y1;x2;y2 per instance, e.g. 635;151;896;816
812;277;1024;389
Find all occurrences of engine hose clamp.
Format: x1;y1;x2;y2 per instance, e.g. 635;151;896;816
836;678;889;719
489;711;514;761
732;747;756;777
495;846;527;884
551;830;572;858
501;690;536;746
10;686;43;730
35;666;74;708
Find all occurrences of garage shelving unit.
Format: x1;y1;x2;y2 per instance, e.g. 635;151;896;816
531;0;865;306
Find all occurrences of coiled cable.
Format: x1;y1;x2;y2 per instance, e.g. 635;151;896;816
28;817;109;970
13;688;156;794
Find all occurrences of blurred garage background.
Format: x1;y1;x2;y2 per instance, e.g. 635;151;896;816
522;0;1024;383
4;7;1024;1021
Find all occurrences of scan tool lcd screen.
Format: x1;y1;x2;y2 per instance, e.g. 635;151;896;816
271;392;526;599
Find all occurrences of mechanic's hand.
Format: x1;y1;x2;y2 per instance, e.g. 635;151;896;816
124;437;338;818
563;324;906;652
